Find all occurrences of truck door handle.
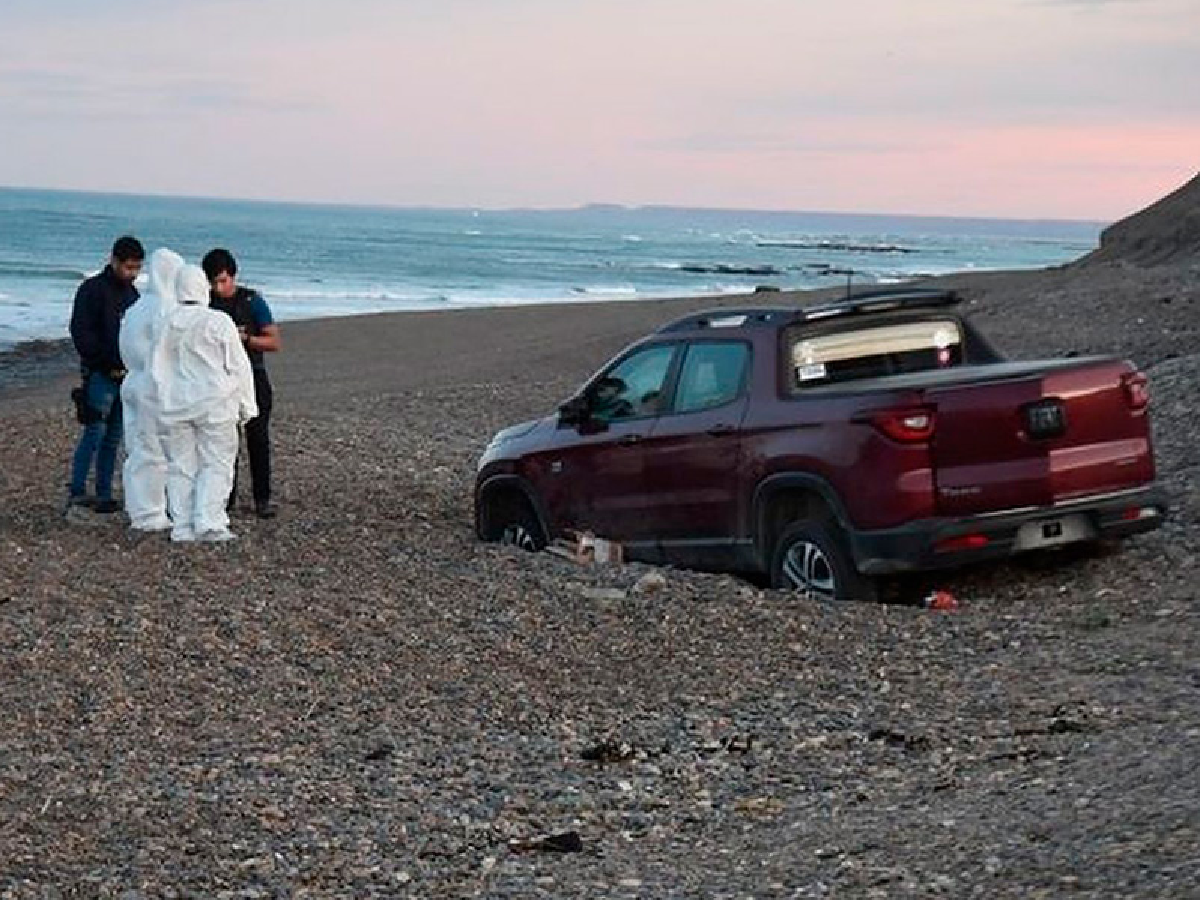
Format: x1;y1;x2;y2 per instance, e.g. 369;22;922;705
617;433;643;446
707;424;737;436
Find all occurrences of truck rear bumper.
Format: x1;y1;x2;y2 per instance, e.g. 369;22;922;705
850;483;1168;576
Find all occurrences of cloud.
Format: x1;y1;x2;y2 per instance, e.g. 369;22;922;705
1033;0;1156;5
650;131;941;157
0;61;321;122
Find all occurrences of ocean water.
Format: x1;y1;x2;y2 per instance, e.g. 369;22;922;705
0;187;1103;351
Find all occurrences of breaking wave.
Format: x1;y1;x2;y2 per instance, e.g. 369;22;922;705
569;285;638;295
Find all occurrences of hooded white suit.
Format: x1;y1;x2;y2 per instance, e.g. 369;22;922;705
153;265;258;541
119;248;184;530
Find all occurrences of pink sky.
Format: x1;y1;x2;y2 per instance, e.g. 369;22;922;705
1;0;1197;220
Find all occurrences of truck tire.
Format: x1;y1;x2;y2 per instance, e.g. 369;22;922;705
487;492;547;552
771;519;877;602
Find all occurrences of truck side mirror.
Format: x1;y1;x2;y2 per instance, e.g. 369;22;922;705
558;394;589;426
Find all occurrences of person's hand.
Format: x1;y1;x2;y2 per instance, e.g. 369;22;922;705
237;326;249;343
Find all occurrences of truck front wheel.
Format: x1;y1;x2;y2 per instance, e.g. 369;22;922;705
771;520;877;602
481;490;547;552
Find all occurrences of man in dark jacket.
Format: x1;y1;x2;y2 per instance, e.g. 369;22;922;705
68;235;145;513
202;248;281;518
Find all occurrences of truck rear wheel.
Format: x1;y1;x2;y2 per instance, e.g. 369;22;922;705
771;520;877;602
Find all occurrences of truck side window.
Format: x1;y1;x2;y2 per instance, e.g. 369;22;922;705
590;344;676;422
674;342;750;413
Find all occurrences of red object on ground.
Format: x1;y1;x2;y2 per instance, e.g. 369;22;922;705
924;590;959;611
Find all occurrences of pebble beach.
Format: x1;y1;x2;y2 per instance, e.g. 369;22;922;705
1;254;1198;896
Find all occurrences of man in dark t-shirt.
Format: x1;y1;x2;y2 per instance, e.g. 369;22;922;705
202;248;281;518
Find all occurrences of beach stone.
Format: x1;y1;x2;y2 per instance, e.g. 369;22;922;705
583;586;627;601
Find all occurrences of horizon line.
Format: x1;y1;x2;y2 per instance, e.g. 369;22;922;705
0;183;1110;227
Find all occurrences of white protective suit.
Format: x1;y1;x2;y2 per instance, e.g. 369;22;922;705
119;248;184;530
152;265;258;542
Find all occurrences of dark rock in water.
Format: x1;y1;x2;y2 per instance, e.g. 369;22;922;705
757;239;916;253
754;284;781;293
802;264;858;276
679;264;784;276
1078;171;1200;267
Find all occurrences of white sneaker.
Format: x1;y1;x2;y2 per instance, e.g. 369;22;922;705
170;528;196;543
198;528;237;543
132;517;173;533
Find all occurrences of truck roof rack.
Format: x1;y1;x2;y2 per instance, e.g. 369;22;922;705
657;289;963;334
656;307;794;333
797;288;961;323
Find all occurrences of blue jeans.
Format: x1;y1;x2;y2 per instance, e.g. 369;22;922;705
69;371;123;500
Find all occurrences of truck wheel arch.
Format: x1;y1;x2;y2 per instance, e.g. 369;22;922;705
752;473;853;569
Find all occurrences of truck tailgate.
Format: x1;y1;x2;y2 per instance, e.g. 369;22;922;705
925;357;1155;516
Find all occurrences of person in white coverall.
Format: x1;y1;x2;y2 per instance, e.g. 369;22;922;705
119;248;184;531
153;264;258;542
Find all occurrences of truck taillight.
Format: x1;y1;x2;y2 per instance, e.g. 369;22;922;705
861;406;936;443
1121;372;1149;410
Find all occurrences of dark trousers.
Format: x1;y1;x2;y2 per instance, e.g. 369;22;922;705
69;370;123;500
234;368;273;504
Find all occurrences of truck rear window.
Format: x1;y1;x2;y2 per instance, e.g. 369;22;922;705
789;319;963;388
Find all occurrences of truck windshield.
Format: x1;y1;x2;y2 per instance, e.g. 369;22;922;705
790;319;964;388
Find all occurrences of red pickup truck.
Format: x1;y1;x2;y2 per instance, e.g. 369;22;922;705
475;288;1166;600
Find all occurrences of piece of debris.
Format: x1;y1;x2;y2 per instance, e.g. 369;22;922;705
546;531;625;566
582;587;626;601
544;540;578;562
922;589;959;611
722;734;755;753
364;744;394;762
735;796;785;817
697;734;755;755
580;741;635;764
632;571;668;596
508;831;584;854
587;534;623;565
1014;715;1095;738
866;727;931;752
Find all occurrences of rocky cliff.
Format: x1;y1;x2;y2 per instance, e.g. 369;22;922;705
1079;171;1200;266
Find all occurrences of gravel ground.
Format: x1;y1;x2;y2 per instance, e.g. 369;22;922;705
1;262;1197;898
